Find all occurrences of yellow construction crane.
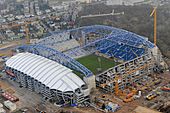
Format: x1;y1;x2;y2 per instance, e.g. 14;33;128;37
114;76;120;96
100;76;123;96
150;7;157;46
100;62;151;94
24;23;30;44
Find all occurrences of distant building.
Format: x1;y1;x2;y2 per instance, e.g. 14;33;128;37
106;0;146;6
0;9;9;15
43;0;48;3
106;0;122;5
16;0;24;2
30;2;35;15
48;0;57;7
75;0;91;3
23;1;30;15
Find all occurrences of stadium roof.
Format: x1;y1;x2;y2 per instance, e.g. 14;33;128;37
5;52;85;92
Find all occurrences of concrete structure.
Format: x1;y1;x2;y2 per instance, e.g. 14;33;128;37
5;52;90;105
96;54;154;92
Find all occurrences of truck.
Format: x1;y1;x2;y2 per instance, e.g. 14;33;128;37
146;93;157;100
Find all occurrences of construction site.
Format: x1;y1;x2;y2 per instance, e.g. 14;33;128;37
0;0;170;113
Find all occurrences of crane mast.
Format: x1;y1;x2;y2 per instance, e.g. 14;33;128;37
150;7;157;46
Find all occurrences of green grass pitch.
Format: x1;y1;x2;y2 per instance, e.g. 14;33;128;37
76;54;117;75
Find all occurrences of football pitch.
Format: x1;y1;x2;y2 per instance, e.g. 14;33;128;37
77;54;117;75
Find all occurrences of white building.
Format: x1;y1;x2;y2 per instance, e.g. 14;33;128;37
5;52;90;105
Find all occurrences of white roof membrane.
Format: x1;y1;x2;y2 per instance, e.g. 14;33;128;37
6;52;85;92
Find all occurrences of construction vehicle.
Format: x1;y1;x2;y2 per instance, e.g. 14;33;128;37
154;79;162;85
5;70;15;77
35;104;46;113
123;89;137;103
140;86;148;91
161;84;170;92
123;97;133;103
2;92;19;102
146;93;157;100
133;91;142;99
161;87;170;92
126;89;137;99
123;90;141;103
0;54;4;57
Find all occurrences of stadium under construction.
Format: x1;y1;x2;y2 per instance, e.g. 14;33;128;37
4;25;167;106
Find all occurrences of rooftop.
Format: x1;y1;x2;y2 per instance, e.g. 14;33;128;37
6;52;85;92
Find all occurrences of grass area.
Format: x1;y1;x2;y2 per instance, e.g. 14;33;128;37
76;54;117;75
